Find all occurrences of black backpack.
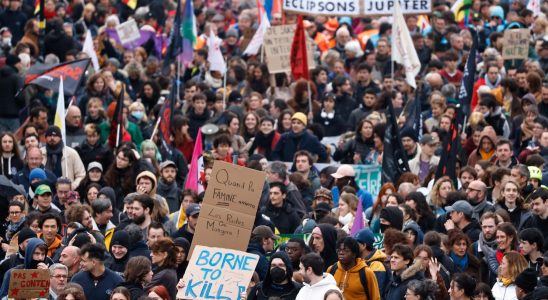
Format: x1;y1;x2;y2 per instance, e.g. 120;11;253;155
329;262;370;300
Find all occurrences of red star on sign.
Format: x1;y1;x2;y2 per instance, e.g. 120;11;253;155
39;289;47;297
31;272;38;278
10;288;19;296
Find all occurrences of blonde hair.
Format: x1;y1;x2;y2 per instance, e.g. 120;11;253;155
128;101;148;122
338;193;358;217
429;91;447;108
84;123;99;136
431;176;455;208
501;251;528;281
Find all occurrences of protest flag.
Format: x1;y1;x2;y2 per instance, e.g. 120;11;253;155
181;0;197;65
207;31;226;74
451;0;473;28
157;79;177;159
243;10;270;56
350;196;364;235
392;1;421;89
290;15;309;80
417;15;431;33
54;77;66;143
382;97;410;184
25;59;91;96
121;0;137;9
185;129;203;192
108;86;127;148
457;28;478;117
264;0;282;20
435;110;460;185
83;30;100;72
403;88;423;141
162;0;183;74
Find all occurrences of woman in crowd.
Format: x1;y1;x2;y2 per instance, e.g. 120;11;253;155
277;109;294;134
140;140;161;175
84;98;106;125
491;251;528;300
110;287;131;300
413;245;449;300
313;92;347;137
148;285;172;300
474;283;496;300
405;192;436;233
488;222;519;282
287;79;320;116
430;176;456;216
119;256;153;300
147;237;178;300
247;117;280;161
366;183;395;233
333;118;374;164
448;230;481;281
57;283;87;300
405;279;439;300
171;115;194;162
104;146;139;210
76;162;106;202
363;124;385;165
224;112;247;156
0;132;23;179
241;111;260;143
335;193;359;233
138;80;162;111
79;73;112;116
128;102;153;140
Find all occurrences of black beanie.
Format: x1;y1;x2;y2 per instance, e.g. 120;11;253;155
111;230;130;249
514;268;538;292
6;54;20;68
379;207;404;231
400;126;418;142
174;237;190;254
18;228;37;245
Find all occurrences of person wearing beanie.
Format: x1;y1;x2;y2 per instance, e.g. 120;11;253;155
0;227;36;282
272;112;327;162
379;206;404;232
41;125;86;189
223;27;241;58
105;230;130;274
173;237;190;279
400;126;420;161
354;228;388;294
515;268;538;300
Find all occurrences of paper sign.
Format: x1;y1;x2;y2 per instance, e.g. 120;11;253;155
502;29;530;60
8;269;50;299
189;161;265;257
116;19;141;45
283;0;431;16
354;165;382;201
264;25;316;74
177;246;259;300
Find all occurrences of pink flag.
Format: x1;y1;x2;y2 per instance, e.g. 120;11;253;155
184;129;203;192
350;196;364;235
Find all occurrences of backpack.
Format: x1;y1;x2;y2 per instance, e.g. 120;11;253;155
329;262;370;300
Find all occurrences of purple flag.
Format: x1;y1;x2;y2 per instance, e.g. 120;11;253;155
351;196;364;235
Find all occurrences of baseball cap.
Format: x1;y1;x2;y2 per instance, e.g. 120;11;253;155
45;126;62;137
185;203;200;217
420;134;437;145
314;202;331;213
252;225;279;240
445;200;473;217
87;161;103;172
354;228;375;248
159;160;177;171
35;184;52;196
331;165;355;179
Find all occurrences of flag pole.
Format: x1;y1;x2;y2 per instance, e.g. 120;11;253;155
307;80;312;121
222;57;228;110
260;45;265;63
151;116;162;139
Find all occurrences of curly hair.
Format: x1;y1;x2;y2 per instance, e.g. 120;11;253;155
430;176;455;208
150;237;178;269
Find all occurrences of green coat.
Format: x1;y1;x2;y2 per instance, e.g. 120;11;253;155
98;120;144;148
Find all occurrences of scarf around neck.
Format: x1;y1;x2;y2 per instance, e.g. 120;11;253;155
450;251;469;271
45;141;64;177
484;73;502;89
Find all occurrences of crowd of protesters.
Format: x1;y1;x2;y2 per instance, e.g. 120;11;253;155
0;0;546;299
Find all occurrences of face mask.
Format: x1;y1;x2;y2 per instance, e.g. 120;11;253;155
2;38;10;45
270;267;286;284
380;223;390;233
131;111;144;120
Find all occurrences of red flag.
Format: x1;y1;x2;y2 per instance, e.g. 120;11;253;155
108;87;130;148
290;16;309;80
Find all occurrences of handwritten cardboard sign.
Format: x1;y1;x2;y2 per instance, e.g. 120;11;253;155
189;161;265;257
502;29;530;60
264;25;316;73
116;19;141;45
8;269;50;299
177;246;259;300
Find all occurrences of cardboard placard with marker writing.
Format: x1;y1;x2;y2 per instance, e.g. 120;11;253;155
188;161;265;258
8;269;50;299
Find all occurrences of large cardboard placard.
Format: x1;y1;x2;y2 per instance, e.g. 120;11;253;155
116;19;141;45
189;161;265;257
8;269;50;299
178;246;259;300
264;25;316;74
502;29;530;60
283;0;431;16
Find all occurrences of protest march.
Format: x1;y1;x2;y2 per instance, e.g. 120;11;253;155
0;0;547;299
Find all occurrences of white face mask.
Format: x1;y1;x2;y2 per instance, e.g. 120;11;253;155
2;37;11;46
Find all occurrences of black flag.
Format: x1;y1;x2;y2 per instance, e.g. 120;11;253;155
26;59;91;96
435;110;461;185
162;0;183;74
157;79;178;159
382;97;410;184
458;28;478;118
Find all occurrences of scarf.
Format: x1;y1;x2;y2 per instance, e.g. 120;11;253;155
479;148;495;160
520;123;534;140
45;141;64;177
484;73;502;89
450;251;469;271
250;131;275;158
478;232;497;260
496;249;505;263
501;276;513;287
6;217;25;241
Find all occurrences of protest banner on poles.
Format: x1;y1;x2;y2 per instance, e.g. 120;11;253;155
188;161;265;257
116;19;141;44
264;25;315;74
8;269;50;299
177;246;259;300
283;0;431;16
502;29;530;60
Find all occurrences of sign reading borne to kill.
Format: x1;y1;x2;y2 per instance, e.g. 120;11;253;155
188;161;265;258
283;0;431;16
264;24;316;74
177;245;259;300
9;269;50;299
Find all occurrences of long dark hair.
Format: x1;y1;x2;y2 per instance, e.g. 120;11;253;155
104;147;138;196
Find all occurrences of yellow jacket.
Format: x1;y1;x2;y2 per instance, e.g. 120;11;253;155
327;259;380;300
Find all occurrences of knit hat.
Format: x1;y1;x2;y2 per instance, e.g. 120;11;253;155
17;228;37;246
400;126;418;142
173;237;190;253
314;202;331;213
314;188;332;201
226;28;239;38
29;168;47;182
6;54;20;68
45;126;62;137
291;112;308;126
515;268;538;292
110;230;130;249
379;207;404;231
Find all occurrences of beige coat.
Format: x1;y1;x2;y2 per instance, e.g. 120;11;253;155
41;146;86;189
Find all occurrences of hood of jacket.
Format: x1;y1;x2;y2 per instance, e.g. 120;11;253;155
310;273;337;288
263;251;294;287
400;258;423;281
136;170;158;196
476;126;497;153
24;238;47;269
98;187;117;204
366;249;387;264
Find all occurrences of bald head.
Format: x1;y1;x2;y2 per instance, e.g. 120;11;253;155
467;180;487;204
59;245;80;272
426;73;443;90
66;106;82;127
26;147;43;169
